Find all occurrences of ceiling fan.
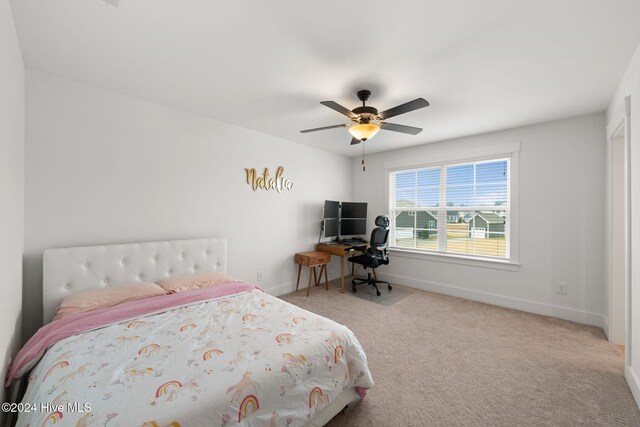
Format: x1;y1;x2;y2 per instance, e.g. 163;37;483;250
300;90;430;145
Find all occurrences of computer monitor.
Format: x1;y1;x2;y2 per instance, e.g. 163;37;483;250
324;219;339;238
340;218;367;236
323;200;340;219
341;202;367;219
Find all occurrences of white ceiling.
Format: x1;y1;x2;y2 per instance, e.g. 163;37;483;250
9;0;640;156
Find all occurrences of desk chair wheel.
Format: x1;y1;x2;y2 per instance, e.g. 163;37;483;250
388;284;393;291
376;289;381;296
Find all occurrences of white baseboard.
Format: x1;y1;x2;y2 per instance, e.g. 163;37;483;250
264;281;297;296
263;269;343;297
626;365;640;409
377;272;606;329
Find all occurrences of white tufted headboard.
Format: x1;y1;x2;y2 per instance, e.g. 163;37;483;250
43;238;227;323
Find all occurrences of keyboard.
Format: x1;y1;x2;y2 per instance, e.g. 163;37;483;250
341;239;367;246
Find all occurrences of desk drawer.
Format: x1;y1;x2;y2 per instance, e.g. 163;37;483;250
295;251;330;266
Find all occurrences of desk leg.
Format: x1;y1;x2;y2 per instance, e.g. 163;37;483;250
340;256;345;293
313;266;318;286
307;267;313;297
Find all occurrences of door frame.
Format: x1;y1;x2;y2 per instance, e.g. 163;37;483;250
606;96;631;366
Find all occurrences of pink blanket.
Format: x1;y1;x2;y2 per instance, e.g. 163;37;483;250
6;282;259;386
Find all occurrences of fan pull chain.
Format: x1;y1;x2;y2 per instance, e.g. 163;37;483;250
361;142;366;171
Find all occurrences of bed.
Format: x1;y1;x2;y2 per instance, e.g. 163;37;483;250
8;238;373;426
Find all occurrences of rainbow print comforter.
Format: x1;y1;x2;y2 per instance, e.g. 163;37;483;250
11;283;373;426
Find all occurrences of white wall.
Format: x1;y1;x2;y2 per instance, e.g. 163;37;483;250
353;114;606;326
607;41;640;407
0;0;24;405
23;70;352;340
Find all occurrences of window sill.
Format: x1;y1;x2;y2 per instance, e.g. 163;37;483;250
389;248;520;271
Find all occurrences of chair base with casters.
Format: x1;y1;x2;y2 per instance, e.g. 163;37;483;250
351;268;392;296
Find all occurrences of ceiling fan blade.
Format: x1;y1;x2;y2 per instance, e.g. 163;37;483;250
350;137;361;145
378;98;430;120
300;124;348;133
320;101;358;118
380;122;423;135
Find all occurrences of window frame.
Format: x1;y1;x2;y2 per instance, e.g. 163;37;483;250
384;143;520;270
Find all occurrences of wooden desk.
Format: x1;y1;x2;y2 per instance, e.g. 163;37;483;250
316;242;367;293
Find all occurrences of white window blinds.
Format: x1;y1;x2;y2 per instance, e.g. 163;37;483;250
388;157;510;259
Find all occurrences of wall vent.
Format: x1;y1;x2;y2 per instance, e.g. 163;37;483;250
102;0;120;7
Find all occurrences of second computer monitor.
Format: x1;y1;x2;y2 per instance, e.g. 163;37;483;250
340;218;367;236
341;202;367;219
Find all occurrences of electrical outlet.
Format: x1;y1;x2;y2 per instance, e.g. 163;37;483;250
556;281;567;295
257;271;263;282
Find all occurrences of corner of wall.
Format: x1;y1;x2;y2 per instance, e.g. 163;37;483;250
0;0;25;409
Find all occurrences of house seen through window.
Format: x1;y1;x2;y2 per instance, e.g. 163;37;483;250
388;157;510;259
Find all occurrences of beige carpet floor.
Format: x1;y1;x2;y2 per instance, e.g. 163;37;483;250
280;278;640;426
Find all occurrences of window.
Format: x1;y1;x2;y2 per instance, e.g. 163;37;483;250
388;157;511;260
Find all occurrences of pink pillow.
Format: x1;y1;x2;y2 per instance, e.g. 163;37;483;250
157;272;238;294
54;282;167;320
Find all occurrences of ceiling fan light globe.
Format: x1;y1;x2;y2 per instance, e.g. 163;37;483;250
348;123;380;141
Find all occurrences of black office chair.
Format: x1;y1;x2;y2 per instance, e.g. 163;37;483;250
349;215;392;296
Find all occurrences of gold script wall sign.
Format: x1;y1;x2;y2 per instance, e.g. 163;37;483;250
245;166;294;193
